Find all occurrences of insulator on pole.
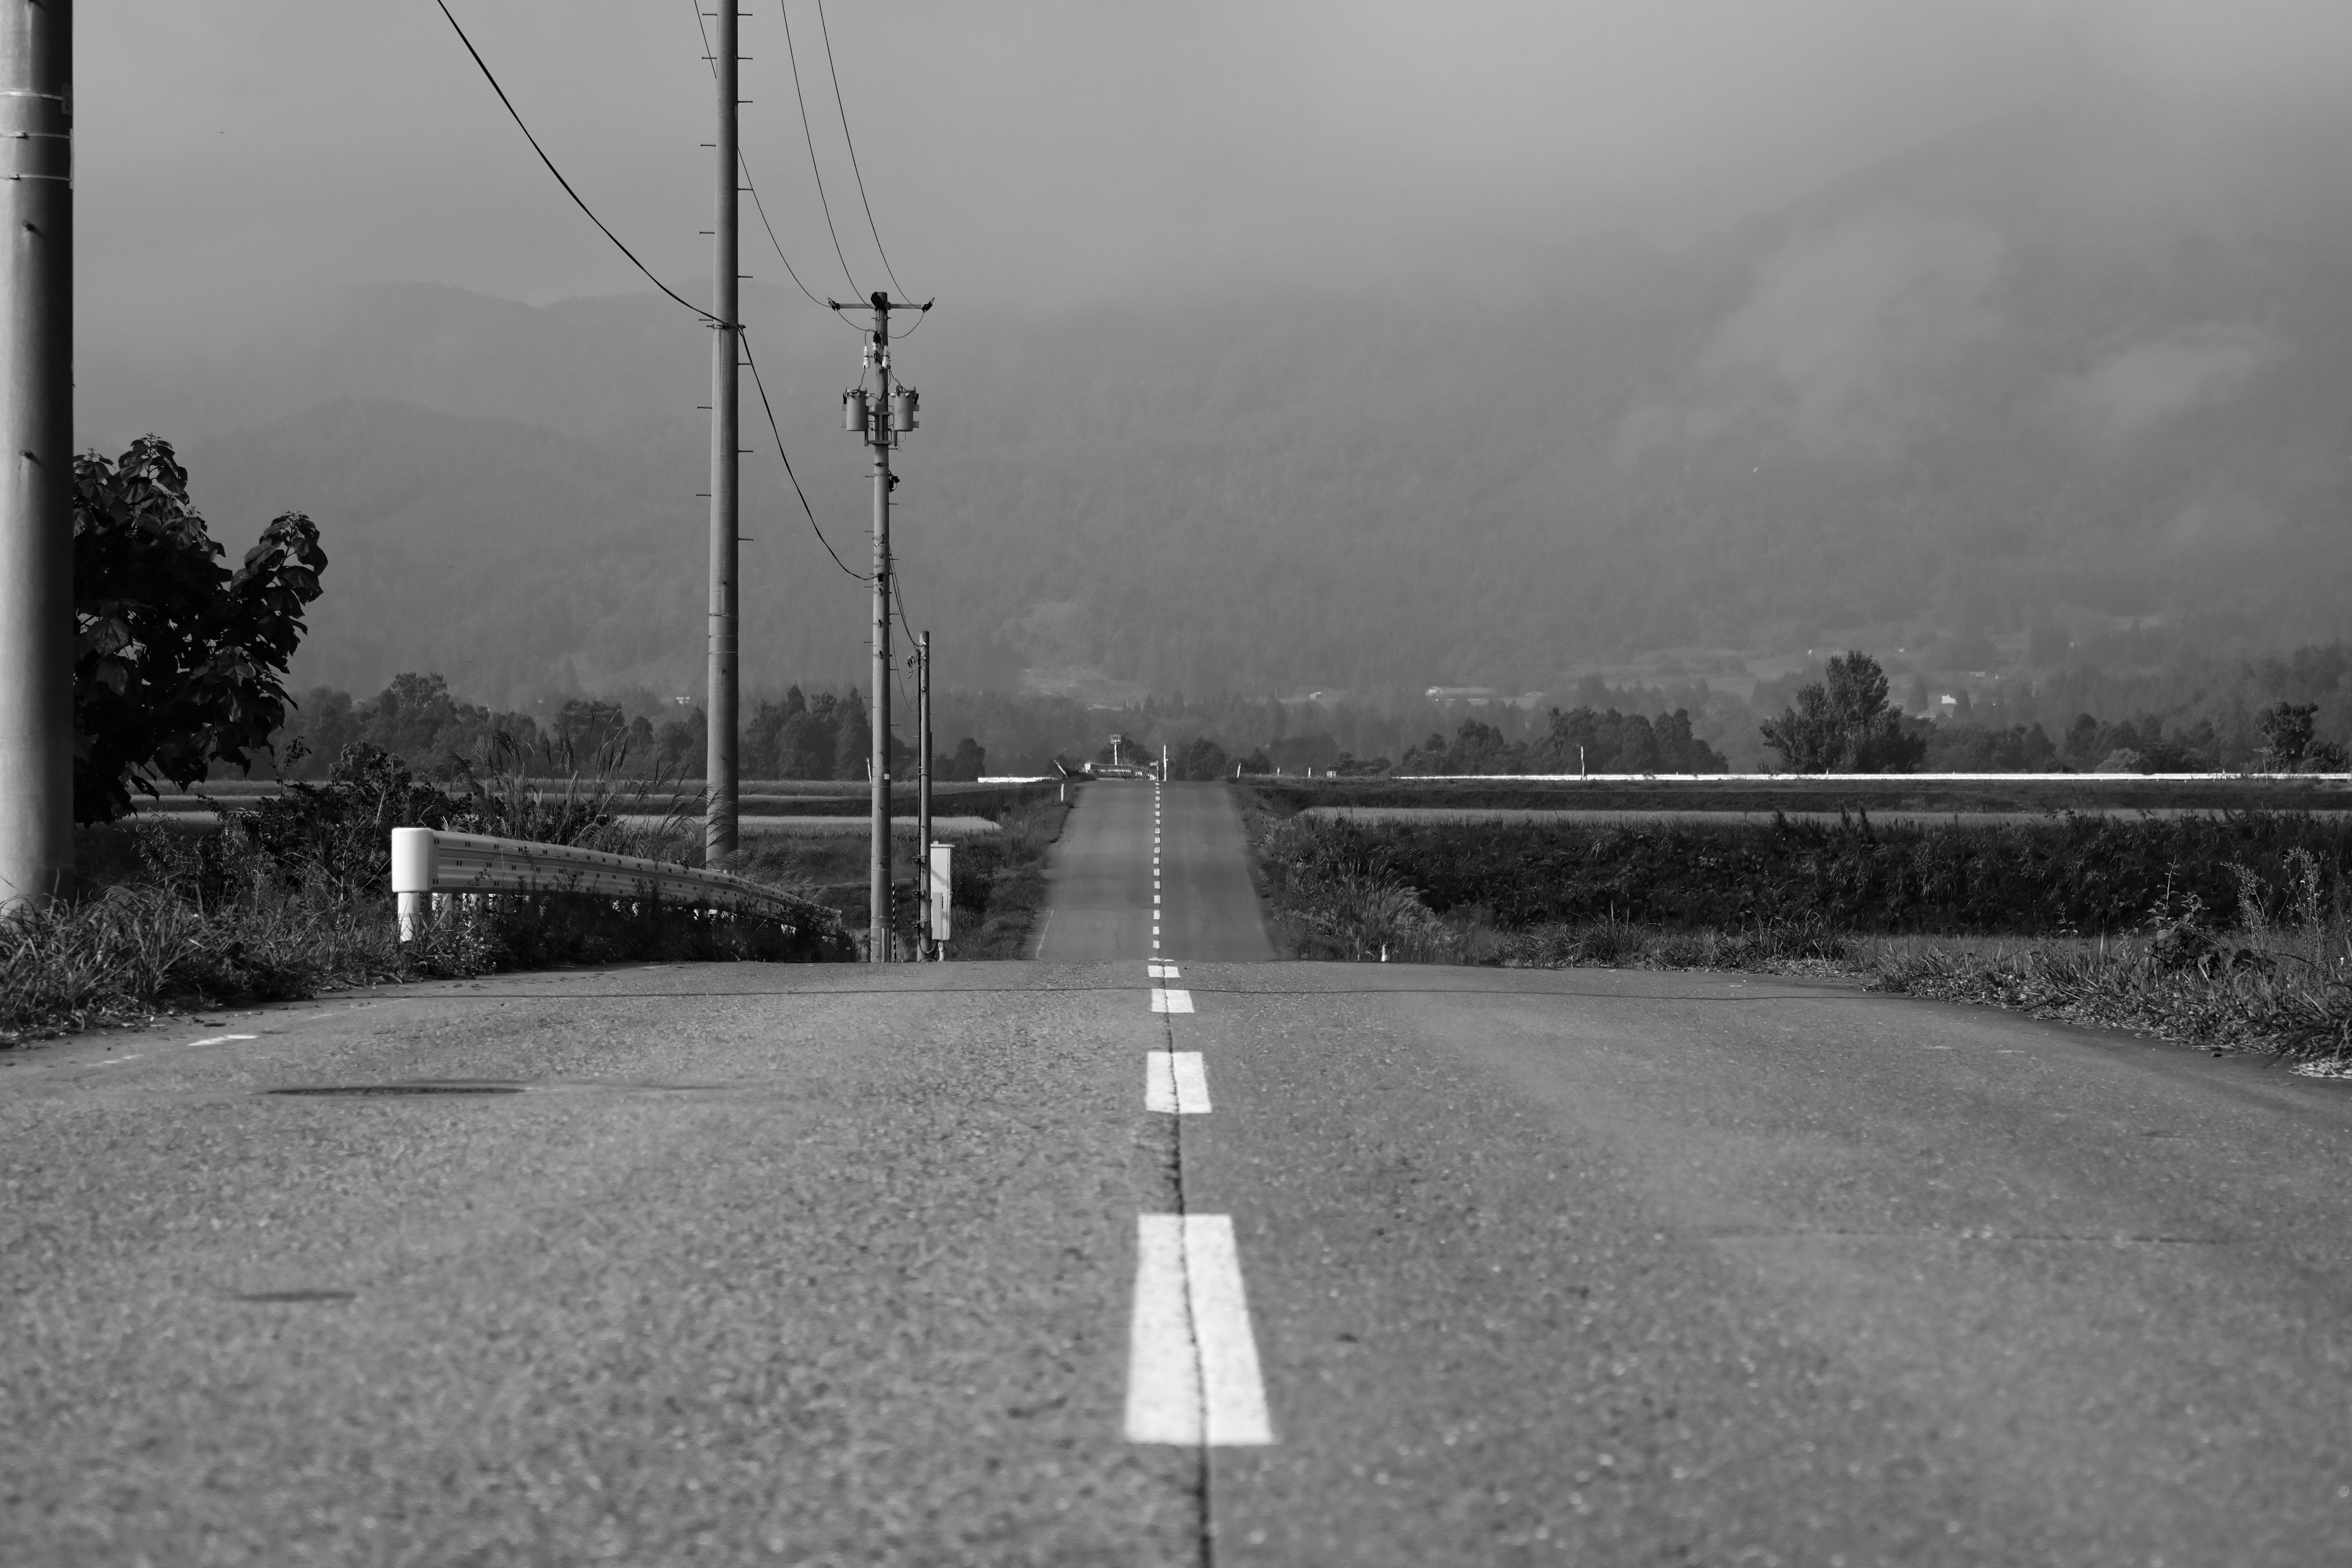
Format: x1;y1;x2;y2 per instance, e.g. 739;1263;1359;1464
843;386;869;433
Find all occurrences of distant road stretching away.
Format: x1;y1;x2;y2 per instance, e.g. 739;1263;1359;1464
1035;778;1273;962
8;779;2352;1563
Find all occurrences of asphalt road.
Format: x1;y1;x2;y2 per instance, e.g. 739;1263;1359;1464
1035;778;1273;962
8;778;2352;1564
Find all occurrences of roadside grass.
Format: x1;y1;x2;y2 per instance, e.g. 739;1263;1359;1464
1243;801;2352;1062
1248;775;2352;816
1;744;858;1049
729;792;1071;959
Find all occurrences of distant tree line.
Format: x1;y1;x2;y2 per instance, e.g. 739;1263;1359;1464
245;649;2352;793
261;674;984;785
1755;652;2352;775
1396;707;1728;776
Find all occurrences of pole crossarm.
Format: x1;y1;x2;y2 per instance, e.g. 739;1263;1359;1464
827;297;931;313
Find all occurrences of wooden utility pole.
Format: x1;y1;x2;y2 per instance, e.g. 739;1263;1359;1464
0;1;72;907
703;0;740;864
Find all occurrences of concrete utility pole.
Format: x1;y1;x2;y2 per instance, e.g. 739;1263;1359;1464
0;1;72;908
865;295;895;959
838;290;924;960
703;0;740;864
916;630;932;958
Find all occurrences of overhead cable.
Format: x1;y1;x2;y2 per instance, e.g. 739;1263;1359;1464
778;0;863;295
682;0;847;318
815;0;910;300
434;0;716;325
741;332;870;582
744;156;846;315
892;576;919;653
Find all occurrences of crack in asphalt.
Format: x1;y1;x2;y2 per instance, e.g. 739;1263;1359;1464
1159;1000;1219;1568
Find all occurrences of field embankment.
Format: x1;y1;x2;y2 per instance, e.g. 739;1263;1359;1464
1249;775;2352;816
1241;784;2352;1061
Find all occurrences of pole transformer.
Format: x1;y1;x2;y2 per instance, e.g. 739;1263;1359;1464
917;630;933;959
703;0;740;864
0;1;72;908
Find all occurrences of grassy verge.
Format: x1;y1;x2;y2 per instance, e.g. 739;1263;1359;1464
1248;776;2352;815
1242;799;2352;1061
1239;790;2352;936
724;790;1071;959
1864;931;2352;1060
2;745;859;1049
1;876;836;1047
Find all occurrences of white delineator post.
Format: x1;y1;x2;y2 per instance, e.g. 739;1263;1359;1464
391;826;436;943
927;840;951;951
916;631;932;957
0;1;72;909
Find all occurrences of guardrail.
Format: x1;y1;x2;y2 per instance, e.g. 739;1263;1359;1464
389;826;842;943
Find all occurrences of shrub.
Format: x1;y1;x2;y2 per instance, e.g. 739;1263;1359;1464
74;437;326;821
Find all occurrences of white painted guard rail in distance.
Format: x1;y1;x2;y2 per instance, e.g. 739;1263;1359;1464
389;827;841;943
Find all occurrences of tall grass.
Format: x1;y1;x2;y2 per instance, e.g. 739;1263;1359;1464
464;731;704;861
1;881;434;1041
727;792;1072;959
2;739;850;1047
1247;809;2352;1058
1254;809;2352;937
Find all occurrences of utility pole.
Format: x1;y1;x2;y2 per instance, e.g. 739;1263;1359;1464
0;1;72;908
839;290;924;961
703;0;740;864
917;630;932;959
866;294;893;961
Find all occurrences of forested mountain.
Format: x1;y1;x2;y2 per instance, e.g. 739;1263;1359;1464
97;83;2352;710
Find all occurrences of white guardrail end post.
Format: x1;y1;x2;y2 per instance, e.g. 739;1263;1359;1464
391;826;436;944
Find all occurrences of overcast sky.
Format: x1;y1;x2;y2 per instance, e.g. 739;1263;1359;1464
75;1;2352;364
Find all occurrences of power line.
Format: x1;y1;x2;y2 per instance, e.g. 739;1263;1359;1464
892;575;918;654
682;0;849;318
740;331;869;582
815;0;909;300
744;157;845;315
435;1;717;325
778;1;862;295
685;0;861;582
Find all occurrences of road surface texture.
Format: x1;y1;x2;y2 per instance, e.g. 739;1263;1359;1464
7;777;2352;1564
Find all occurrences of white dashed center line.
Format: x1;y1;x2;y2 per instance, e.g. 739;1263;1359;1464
1145;1050;1211;1114
1148;962;1180;978
1126;1215;1273;1446
1151;987;1194;1013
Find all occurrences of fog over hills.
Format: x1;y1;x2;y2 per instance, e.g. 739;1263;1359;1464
96;85;2352;709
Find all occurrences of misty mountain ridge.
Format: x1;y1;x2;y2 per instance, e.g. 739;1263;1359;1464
91;85;2352;709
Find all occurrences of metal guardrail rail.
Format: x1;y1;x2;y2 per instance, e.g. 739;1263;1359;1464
389;826;842;943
